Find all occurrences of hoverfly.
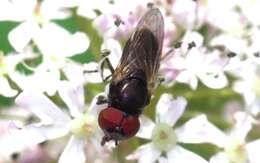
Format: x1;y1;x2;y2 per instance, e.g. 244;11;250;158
98;7;164;145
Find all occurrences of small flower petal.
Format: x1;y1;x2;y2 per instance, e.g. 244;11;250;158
10;69;60;96
156;94;187;126
158;157;168;163
58;81;84;117
209;152;229;163
58;136;86;163
231;112;254;141
246;139;260;163
167;145;208;163
136;115;155;139
12;124;69;147
126;143;161;163
34;23;89;57
176;70;198;90
15;91;70;124
63;63;85;86
175;114;227;147
199;72;228;89
8;20;39;52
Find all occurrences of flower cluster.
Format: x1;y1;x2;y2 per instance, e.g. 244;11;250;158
1;0;260;163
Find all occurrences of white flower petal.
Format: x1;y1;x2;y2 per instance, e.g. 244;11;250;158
199;72;228;89
68;32;89;56
8;20;39;52
136;115;155;139
176;71;198;90
0;0;35;21
58;136;86;163
0;121;24;160
63;63;85;85
0;123;68;157
167;145;208;163
126;143;161;163
58;81;84;117
0;76;18;97
10;69;60;96
175;114;227;147
246;139;260;163
209;152;229;163
0;120;21;138
93;14;114;36
231;112;254;141
41;0;73;20
10;124;69;148
190;74;199;90
158;157;168;163
182;31;204;48
15;91;70;124
77;6;97;19
89;137;113;157
34;23;89;57
156;94;187;126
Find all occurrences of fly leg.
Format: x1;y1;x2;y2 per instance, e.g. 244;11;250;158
96;95;108;105
99;49;114;82
83;49;114;82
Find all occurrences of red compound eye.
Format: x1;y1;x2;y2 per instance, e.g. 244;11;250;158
122;115;140;138
98;107;124;130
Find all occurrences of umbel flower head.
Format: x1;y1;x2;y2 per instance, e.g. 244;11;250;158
127;93;209;163
12;80;110;163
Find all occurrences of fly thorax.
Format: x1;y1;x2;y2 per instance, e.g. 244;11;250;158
69;113;98;138
109;70;149;115
151;123;177;152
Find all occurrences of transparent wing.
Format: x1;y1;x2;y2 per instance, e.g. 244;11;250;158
112;8;164;95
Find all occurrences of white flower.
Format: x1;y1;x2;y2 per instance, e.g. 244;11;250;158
127;93;208;163
205;0;245;36
89;1;149;39
7;22;90;96
209;112;259;163
175;110;260;163
161;31;228;90
14;81;109;163
0;0;76;52
0;50;35;97
33;22;89;70
9;67;61;96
